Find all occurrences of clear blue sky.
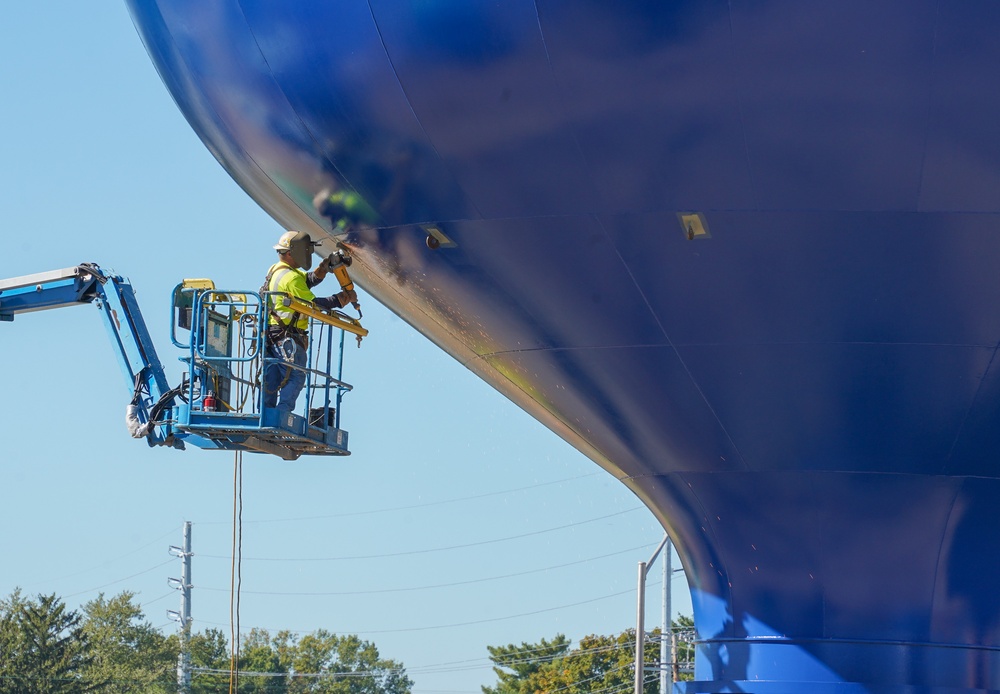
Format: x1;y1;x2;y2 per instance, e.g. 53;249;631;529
0;3;690;691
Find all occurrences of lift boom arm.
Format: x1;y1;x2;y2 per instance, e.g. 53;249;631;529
0;263;176;446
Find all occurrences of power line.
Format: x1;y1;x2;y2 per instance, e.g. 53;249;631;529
23;526;179;587
191;583;658;636
406;632;685;678
402;635;604;672
197;507;644;562
62;559;175;599
187;636;644;678
186;635;666;686
193;667;401;679
193;472;601;525
195;542;657;596
268;637;641;677
139;590;176;610
587;674;659;694
481;644;634;671
543;661;634;694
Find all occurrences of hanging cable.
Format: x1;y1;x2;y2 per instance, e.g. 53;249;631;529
228;449;243;693
229;451;236;693
238;453;243;666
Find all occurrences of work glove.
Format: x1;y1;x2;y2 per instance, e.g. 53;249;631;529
333;289;358;308
312;254;334;282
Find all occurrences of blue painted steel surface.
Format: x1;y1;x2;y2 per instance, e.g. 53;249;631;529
124;1;1000;690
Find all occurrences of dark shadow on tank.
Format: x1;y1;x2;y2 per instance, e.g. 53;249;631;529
945;491;1000;686
700;606;749;692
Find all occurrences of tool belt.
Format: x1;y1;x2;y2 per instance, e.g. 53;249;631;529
267;324;308;350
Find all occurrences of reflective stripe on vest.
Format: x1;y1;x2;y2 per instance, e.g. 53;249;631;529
268;266;306;329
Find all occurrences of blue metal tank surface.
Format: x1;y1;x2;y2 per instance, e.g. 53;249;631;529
125;1;1000;690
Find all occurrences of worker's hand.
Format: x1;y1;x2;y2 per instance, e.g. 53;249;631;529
313;254;334;281
334;289;358;308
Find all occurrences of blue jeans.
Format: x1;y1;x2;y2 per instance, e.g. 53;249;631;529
263;337;307;413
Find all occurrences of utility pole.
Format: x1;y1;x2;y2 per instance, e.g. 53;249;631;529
661;537;672;694
168;521;193;694
636;533;670;694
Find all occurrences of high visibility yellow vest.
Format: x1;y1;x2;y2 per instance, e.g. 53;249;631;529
265;262;315;331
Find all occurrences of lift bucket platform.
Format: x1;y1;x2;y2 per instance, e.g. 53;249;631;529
173;407;350;461
169;281;365;460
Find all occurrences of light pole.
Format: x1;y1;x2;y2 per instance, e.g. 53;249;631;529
636;533;670;694
661;537;672;694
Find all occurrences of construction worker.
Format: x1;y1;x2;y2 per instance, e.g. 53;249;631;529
262;230;357;413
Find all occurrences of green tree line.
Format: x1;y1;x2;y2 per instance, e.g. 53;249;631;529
0;589;412;694
482;618;695;694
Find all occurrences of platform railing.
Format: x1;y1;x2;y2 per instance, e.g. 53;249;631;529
169;284;355;436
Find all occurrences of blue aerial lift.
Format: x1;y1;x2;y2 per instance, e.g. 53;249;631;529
0;261;367;460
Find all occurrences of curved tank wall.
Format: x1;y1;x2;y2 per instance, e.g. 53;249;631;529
125;1;1000;690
